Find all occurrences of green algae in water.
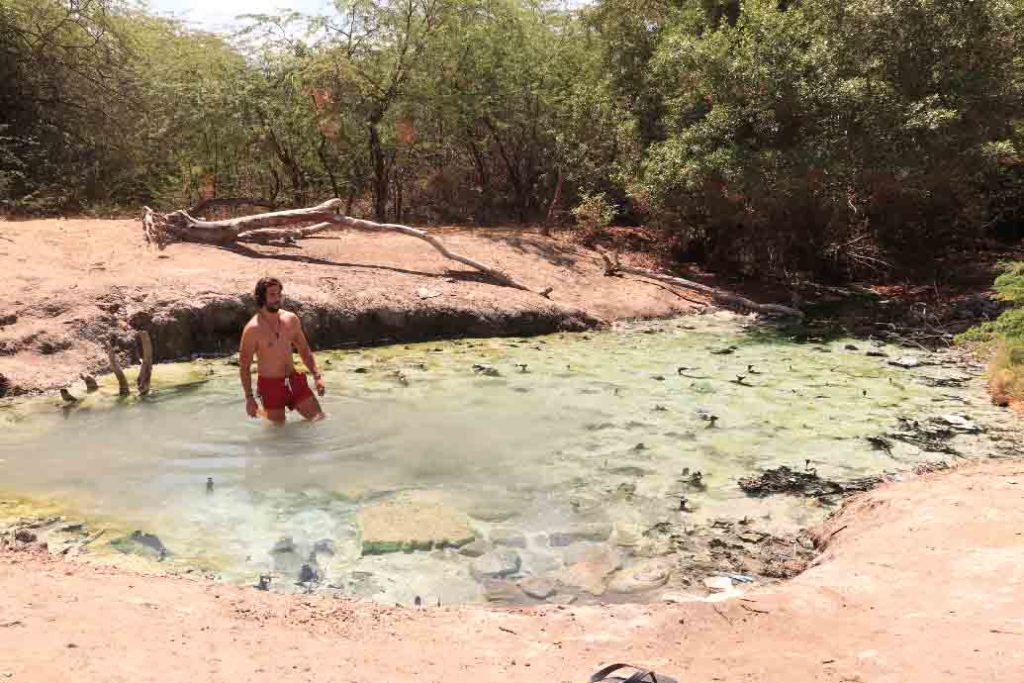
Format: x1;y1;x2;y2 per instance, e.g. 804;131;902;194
0;312;1015;604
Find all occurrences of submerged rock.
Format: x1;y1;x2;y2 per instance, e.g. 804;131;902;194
519;576;556;600
298;563;321;584
270;537;304;574
111;530;169;561
489;527;527;548
471;548;522;579
888;356;921;369
358;497;475;554
481;578;522;602
555;544;622;595
607;560;671;594
458;538;492;558
313;539;336;556
548;522;613;547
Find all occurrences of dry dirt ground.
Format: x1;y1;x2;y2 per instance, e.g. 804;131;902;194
0;218;707;395
2;459;1022;683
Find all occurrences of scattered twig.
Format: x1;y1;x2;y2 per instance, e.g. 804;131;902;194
711;605;733;625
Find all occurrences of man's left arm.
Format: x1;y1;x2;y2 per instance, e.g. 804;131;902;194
292;316;325;396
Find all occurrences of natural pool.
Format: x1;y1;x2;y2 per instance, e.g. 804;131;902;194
0;312;1015;605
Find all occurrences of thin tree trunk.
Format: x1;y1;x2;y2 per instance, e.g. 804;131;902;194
369;124;389;221
542;167;563;236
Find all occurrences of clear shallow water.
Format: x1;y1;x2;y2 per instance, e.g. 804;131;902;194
0;313;1011;604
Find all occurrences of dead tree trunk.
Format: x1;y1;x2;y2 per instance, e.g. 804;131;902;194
107;342;130;396
141;200;551;297
137;331;153;396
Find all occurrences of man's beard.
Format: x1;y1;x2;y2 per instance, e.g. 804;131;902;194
265;304;280;313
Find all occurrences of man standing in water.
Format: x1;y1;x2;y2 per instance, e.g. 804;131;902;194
239;277;325;423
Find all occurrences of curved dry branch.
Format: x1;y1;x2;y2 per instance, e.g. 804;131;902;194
141;202;550;297
595;247;803;319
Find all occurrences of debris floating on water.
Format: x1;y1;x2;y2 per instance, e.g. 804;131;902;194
739;466;881;498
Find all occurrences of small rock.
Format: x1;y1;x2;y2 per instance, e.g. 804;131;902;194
416;288;442;300
866;350;888;357
519;577;556;600
471;548;522;579
739;531;769;544
607;560;671;594
548;523;613;547
844;344;859;351
0;313;17;326
313;539;336;556
458;538;492;558
547;593;577;605
112;530;169;561
888;356;921;369
298;563;320;584
472;364;501;377
481;579;522;602
14;529;37;543
936;414;982;434
609;524;643;547
271;536;296;554
489;527;527;548
703;576;734;592
556;545;622;595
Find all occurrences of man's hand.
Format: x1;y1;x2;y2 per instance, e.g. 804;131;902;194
314;376;325;397
246;396;259;418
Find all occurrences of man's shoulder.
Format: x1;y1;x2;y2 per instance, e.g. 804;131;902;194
280;309;300;323
242;316;260;332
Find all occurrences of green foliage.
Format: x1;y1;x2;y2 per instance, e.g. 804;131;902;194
958;261;1024;404
0;0;1022;280
635;0;1024;278
572;192;616;231
958;262;1024;346
993;261;1024;304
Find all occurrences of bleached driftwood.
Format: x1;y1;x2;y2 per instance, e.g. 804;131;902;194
595;247;803;319
142;200;550;297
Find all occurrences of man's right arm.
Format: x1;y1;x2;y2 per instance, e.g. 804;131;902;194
239;325;258;416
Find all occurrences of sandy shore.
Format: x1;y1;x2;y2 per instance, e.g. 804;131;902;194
2;459;1022;682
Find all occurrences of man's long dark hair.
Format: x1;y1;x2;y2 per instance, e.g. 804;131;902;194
254;277;282;309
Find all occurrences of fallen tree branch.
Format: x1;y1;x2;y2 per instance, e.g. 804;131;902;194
595;247;803;319
137;331;153;396
142;202;549;297
106;342;129;396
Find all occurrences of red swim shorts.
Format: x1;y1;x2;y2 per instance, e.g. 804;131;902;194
257;371;313;411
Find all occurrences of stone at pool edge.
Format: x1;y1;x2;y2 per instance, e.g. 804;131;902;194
548;522;613;547
606;559;672;594
109;530;169;561
357;498;475;555
519;576;556;600
458;538;492;558
471;548;522;580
